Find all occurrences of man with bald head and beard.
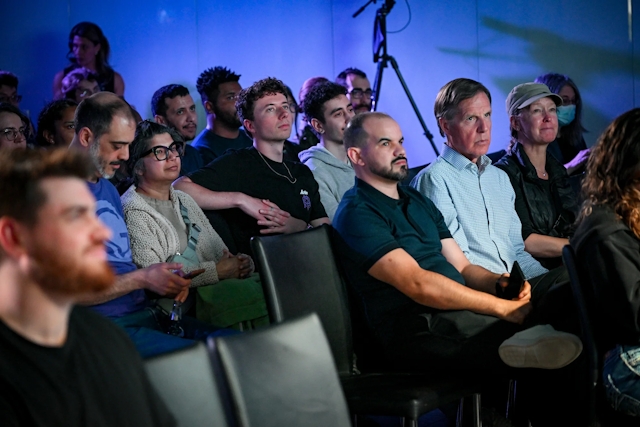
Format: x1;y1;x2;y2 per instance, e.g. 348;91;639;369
0;148;176;426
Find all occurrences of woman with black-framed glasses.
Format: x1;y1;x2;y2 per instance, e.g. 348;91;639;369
120;120;268;330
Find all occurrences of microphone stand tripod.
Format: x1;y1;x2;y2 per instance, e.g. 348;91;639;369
354;0;439;157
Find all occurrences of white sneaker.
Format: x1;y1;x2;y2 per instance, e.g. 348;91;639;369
498;324;583;369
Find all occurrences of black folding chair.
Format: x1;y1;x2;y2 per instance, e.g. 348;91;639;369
251;225;481;427
210;313;352;427
144;342;233;427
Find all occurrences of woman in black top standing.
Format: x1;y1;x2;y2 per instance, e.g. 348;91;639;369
53;22;125;99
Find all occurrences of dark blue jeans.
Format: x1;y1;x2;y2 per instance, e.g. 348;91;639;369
603;344;640;416
112;305;238;359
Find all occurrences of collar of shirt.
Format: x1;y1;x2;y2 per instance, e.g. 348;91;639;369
441;144;491;175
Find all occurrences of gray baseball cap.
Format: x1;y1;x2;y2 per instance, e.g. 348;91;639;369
506;83;562;116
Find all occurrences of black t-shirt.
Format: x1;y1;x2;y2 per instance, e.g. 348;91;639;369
188;146;327;255
333;178;464;343
191;129;253;166
0;306;176;427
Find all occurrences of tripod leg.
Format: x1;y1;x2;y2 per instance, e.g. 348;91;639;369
388;56;439;157
372;59;386;112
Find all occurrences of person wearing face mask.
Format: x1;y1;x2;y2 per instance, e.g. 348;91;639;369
495;83;578;269
534;73;589;175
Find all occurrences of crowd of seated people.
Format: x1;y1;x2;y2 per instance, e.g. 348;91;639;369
3;19;640;426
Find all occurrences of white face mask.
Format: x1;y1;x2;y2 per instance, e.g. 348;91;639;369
557;105;576;126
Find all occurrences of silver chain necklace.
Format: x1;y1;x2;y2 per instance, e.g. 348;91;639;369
257;150;297;184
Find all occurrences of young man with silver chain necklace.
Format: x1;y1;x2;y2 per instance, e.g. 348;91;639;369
174;77;330;257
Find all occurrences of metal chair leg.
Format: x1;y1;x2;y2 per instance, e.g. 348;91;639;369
402;417;418;427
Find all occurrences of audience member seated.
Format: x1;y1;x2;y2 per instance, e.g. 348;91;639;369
336;67;373;115
68;92;232;358
121;120;267;329
175;78;330;257
333;112;584;426
151;84;203;175
0;71;35;145
411;78;568;287
0;148;175;426
35;99;78;148
192;66;252;165
535;72;589;175
572;108;640;418
296;76;328;151
61;67;101;103
298;81;355;220
0;71;22;107
495;83;578;269
53;22;125;99
0;103;28;150
281;84;303;163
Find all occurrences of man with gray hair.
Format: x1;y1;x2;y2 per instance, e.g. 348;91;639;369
411;78;566;292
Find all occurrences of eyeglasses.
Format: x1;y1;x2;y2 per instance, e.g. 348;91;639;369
0;94;22;104
288;103;298;114
1;127;28;142
349;89;374;99
141;142;185;161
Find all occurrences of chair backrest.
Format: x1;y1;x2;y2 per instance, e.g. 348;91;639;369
144;342;231;427
210;313;352;427
250;225;354;375
562;244;598;424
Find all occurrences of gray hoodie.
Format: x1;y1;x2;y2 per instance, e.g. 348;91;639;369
299;145;355;220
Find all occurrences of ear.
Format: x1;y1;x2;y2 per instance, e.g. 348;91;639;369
77;127;93;149
438;117;450;136
204;101;214;115
243;119;255;135
0;218;27;260
347;146;364;166
310;118;324;134
155;115;167;126
509;115;520;132
42;129;56;145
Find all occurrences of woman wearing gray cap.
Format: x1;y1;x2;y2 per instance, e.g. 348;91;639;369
495;83;578;269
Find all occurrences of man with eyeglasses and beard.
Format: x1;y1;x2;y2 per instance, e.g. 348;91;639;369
336;67;373;115
0;148;176;427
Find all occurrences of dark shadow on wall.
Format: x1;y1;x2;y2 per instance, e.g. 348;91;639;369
438;16;639;145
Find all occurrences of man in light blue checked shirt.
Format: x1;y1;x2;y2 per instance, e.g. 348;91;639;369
412;78;567;297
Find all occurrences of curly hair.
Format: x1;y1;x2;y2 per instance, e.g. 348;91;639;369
235;77;288;123
535;73;587;149
302;81;347;124
578;108;640;238
61;67;98;100
36;99;78;147
196;66;240;104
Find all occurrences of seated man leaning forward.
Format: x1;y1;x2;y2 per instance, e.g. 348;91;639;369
334;111;581;372
69;92;232;359
411;78;568;291
175;77;330;256
0;148;175;426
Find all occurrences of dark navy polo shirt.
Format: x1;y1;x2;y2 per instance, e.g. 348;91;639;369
333;178;465;339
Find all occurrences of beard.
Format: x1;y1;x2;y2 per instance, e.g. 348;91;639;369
370;157;409;182
28;241;115;297
89;140;115;179
213;105;242;129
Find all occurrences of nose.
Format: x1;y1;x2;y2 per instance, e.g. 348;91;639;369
187;110;197;122
118;145;130;161
478;117;489;133
95;217;112;243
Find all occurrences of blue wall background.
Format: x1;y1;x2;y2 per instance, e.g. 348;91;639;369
2;0;638;166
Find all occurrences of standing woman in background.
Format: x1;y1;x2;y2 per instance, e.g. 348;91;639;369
53;22;125;99
535;73;589;175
